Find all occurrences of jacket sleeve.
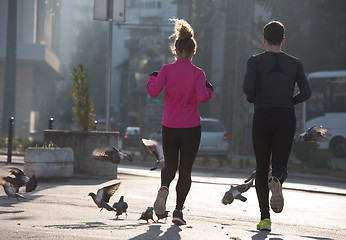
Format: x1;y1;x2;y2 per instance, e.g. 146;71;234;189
242;56;257;103
293;60;311;105
146;68;166;98
196;70;212;103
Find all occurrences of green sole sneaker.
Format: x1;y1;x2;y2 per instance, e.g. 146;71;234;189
268;176;284;213
257;218;271;231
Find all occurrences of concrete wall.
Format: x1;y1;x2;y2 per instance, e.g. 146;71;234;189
44;130;119;178
24;147;74;178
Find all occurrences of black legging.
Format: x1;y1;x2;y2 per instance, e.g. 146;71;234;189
161;125;201;210
252;108;296;220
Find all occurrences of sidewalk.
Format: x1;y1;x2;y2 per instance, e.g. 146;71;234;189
1;154;345;195
1;156;346;239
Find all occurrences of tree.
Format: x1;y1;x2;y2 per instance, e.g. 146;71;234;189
257;0;346;73
70;21;108;116
71;64;96;131
191;0;216;117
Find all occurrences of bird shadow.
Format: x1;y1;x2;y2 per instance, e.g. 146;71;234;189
4;215;31;221
0;193;44;207
0;209;30;221
249;230;283;240
129;224;182;240
45;221;110;230
111;216;127;221
45;221;157;231
0;210;24;214
299;236;333;240
0;195;31;207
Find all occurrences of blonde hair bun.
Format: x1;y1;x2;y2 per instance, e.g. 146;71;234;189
170;18;194;40
169;18;197;56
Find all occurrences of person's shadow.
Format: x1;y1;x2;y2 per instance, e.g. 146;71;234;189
129;225;181;240
250;230;283;240
159;225;182;239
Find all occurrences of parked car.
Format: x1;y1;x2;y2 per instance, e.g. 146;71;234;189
115;122;129;137
198;118;229;159
122;126;141;149
143;118;229;160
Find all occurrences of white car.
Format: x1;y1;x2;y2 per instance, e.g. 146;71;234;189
144;118;230;160
198;118;230;159
122;126;141;149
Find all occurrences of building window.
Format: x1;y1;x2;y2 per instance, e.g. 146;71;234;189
141;1;162;9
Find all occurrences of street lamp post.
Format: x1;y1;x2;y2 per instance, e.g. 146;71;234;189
105;0;113;131
93;0;125;131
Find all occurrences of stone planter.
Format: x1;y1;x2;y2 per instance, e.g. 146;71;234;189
24;147;74;178
44;130;119;178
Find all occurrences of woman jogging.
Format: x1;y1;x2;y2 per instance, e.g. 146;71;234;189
146;18;213;225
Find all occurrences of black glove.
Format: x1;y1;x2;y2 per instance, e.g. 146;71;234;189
206;80;213;91
150;71;158;77
246;94;255;103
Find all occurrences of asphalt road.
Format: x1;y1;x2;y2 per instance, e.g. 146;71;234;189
0;158;345;240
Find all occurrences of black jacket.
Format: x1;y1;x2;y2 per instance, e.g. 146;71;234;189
243;51;311;109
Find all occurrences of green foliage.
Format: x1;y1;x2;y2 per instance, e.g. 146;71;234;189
56;22;107;125
69;21;107;115
191;0;215;116
293;142;331;169
257;0;346;72
36;141;58;148
0;136;41;151
71;64;96;131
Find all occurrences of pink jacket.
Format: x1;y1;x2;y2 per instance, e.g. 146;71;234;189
147;58;212;128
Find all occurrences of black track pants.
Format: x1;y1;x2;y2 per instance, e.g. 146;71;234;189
252;108;296;220
161;125;201;210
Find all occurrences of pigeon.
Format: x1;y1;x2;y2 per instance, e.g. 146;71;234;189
244;164;273;183
1;176;26;200
91;146;132;164
138;207;154;222
0;167;38;200
155;210;169;223
88;182;121;211
244;169;256;183
141;138;165;170
221;179;254;205
2;167;38;192
294;125;329;144
112;195;128;218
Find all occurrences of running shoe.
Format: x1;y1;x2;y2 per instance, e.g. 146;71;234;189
268;176;284;213
172;209;186;225
256;218;271;231
154;186;169;215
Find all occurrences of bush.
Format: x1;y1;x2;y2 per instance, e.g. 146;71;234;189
0;136;41;152
71;64;96;131
293;142;331;169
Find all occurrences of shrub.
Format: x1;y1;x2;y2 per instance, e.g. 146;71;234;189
71;64;96;131
0;136;41;152
292;142;331;169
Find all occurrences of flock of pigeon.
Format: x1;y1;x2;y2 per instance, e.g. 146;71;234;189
87;182;130;219
0;125;329;222
88;142;169;222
